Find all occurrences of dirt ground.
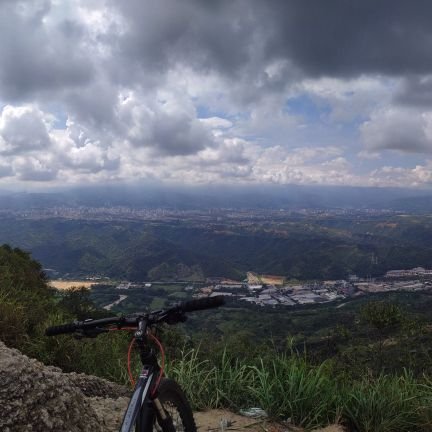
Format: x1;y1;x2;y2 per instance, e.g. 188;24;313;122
48;280;95;290
194;409;345;432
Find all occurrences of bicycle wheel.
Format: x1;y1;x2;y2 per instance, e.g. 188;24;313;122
154;378;197;432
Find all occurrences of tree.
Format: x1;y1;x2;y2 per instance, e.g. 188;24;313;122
361;301;404;371
58;286;103;320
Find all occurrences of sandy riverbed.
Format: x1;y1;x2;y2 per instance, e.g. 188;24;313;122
48;280;96;290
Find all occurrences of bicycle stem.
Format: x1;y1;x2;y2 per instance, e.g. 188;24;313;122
134;318;159;369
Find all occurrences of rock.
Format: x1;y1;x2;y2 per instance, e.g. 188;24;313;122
0;341;128;431
90;396;130;432
66;372;131;398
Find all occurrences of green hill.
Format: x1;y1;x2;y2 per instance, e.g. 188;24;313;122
2;215;432;281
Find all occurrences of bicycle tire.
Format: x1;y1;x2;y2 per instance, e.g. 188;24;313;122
135;378;197;432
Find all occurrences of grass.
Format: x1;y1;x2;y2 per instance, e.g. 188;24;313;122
165;346;432;431
342;372;428;432
250;356;339;428
150;297;166;309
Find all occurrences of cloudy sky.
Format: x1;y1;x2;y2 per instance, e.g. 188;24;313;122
1;0;432;188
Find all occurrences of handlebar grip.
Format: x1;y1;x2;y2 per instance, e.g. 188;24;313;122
179;295;225;312
45;322;78;336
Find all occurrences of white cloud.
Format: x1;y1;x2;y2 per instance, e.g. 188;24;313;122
361;106;432;153
199;117;233;130
0;105;53;155
300;76;396;123
369;163;432;187
250;146;353;186
14;154;58;182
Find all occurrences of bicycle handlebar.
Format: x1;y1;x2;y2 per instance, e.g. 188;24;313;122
45;295;225;337
45;317;121;336
45;322;79;336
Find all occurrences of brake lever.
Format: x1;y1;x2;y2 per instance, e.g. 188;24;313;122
73;327;109;339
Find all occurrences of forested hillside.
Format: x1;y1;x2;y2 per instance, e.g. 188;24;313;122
1;215;432;280
0;244;132;381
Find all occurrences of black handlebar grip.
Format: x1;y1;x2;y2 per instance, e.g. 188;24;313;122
180;295;225;312
45;322;78;336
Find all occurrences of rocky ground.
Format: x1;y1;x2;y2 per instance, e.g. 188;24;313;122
0;341;344;431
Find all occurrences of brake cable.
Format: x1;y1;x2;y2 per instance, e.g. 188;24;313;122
108;326;166;390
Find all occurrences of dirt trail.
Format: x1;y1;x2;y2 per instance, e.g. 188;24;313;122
194;409;344;432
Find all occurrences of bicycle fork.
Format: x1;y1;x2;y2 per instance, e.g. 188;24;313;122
153;397;176;432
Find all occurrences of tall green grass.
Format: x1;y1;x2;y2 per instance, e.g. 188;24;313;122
166;348;254;409
166;346;432;431
167;347;339;429
342;372;422;432
167;348;217;408
250;356;339;428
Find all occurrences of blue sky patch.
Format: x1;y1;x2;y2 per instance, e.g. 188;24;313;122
284;94;331;123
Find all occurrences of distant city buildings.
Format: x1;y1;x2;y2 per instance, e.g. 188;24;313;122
52;265;432;309
385;267;432;278
192;267;432;307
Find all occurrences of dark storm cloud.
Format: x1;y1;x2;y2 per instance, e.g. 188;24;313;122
260;0;432;78
110;0;255;79
3;0;432;106
0;1;93;101
109;0;432;83
395;76;432;107
105;0;297;107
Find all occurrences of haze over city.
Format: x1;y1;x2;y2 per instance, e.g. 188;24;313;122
1;1;432;189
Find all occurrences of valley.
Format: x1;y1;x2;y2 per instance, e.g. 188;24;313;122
4;198;432;378
2;208;432;284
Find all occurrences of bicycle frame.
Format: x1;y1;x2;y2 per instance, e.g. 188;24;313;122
120;365;157;432
119;318;171;432
45;296;225;432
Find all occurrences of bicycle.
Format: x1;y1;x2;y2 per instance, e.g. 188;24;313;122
45;295;225;432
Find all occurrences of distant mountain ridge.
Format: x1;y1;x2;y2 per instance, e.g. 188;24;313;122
0;184;431;211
